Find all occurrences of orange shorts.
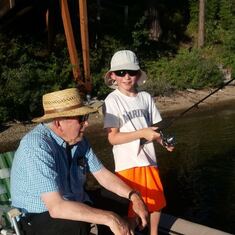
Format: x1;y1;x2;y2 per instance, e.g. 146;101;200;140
116;166;166;217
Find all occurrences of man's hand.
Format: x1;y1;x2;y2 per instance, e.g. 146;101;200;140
129;192;149;230
108;212;134;235
93;168;149;232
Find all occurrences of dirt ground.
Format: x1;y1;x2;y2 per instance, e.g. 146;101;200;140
155;84;235;114
0;84;234;153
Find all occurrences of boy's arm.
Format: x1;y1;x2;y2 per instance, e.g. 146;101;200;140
107;127;174;152
107;127;161;145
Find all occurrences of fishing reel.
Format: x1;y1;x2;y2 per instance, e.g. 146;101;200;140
159;130;176;147
140;129;176;147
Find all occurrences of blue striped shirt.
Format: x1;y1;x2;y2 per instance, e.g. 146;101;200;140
10;123;103;213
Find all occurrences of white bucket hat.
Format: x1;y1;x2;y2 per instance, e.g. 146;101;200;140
104;50;147;89
32;88;96;123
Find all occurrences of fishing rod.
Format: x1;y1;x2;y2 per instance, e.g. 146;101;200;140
156;77;235;147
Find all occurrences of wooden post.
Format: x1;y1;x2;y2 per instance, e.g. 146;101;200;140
79;0;92;92
61;0;81;82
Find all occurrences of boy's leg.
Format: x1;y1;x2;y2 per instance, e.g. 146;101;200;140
150;211;161;235
19;211;91;235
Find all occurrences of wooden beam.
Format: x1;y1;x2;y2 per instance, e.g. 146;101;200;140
61;0;81;82
79;0;92;92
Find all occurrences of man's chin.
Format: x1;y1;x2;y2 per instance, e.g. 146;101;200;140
68;134;84;145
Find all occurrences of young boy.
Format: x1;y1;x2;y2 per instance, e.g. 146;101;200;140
103;50;174;235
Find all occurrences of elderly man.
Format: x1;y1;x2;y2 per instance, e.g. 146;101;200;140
10;88;149;235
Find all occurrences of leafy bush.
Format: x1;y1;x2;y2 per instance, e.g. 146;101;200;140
167;49;223;89
1;0;233;123
91;69;112;100
141;49;224;97
0;34;74;123
141;58;174;96
219;30;235;76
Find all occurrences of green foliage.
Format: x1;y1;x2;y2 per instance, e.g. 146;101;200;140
205;0;235;45
91;69;112;99
219;11;234;75
169;49;223;89
0;0;234;123
141;49;224;97
201;0;235;76
90;35;126;73
219;0;235;53
219;0;234;30
141;58;174;97
132;16;150;51
0;34;74;123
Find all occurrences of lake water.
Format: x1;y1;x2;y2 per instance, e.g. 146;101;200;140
86;101;235;234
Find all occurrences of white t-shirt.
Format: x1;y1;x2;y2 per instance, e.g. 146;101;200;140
103;89;162;171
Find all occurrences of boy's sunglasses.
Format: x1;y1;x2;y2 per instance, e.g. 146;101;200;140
113;70;139;77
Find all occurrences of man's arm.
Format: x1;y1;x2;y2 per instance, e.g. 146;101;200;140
93;167;149;229
41;191;131;235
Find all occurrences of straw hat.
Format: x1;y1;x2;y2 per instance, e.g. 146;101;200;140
104;50;147;89
32;88;96;123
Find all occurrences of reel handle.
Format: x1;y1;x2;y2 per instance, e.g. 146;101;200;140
159;130;176;147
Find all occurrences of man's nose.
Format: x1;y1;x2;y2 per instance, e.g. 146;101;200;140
81;120;89;128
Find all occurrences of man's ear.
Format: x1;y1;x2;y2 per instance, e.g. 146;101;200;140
53;119;63;131
53;119;60;127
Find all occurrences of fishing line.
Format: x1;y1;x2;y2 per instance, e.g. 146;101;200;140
162;77;235;130
153;77;235;147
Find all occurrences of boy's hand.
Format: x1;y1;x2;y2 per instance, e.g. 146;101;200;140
159;131;176;151
165;145;175;152
140;127;161;141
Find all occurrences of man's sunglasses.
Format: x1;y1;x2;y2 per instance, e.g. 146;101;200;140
77;114;89;123
113;70;139;77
